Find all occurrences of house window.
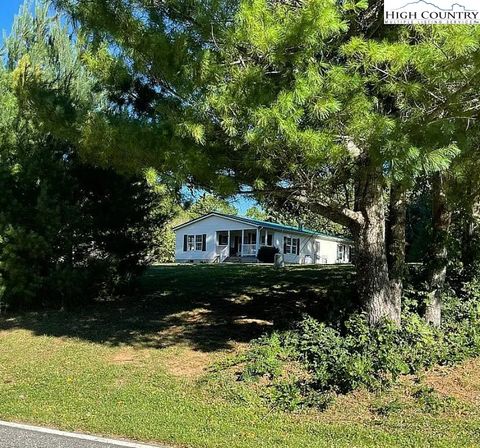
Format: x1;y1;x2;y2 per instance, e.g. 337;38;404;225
292;238;299;255
218;233;228;246
195;235;203;251
183;234;206;252
243;231;256;244
283;236;300;255
284;237;291;254
337;244;349;262
187;235;195;251
261;234;273;246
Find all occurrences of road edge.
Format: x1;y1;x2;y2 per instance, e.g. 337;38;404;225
0;420;171;448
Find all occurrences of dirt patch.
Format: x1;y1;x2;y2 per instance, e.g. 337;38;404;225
161;341;248;379
289;359;480;423
424;358;480;405
108;348;148;366
312;389;377;423
162;348;215;378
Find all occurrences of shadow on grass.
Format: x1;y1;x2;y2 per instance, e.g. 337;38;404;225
0;264;357;352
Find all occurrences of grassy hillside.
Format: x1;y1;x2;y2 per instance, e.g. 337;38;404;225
1;265;479;448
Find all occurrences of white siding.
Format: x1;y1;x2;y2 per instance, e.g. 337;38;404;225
175;215;256;262
272;232;309;264
272;231;352;265
174;214;353;264
316;239;338;264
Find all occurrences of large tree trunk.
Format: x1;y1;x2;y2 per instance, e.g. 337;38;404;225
354;159;401;326
288;153;405;327
425;173;451;327
461;211;475;268
461;199;479;277
386;182;406;324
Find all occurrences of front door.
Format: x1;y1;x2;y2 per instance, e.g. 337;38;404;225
231;235;242;256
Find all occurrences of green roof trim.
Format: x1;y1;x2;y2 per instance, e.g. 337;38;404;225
213;213;353;243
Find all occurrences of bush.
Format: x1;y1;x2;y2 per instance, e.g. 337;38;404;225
257;246;280;263
0;146;167;310
241;332;290;380
231;291;480;411
412;385;456;414
294;315;410;393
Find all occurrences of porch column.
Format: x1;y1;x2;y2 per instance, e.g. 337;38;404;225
265;229;268;246
241;229;244;256
256;228;260;255
227;230;231;257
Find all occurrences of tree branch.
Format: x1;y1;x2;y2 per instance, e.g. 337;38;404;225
293;194;364;229
239;188;364;229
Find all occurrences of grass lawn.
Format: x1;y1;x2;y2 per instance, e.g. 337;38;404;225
1;264;480;447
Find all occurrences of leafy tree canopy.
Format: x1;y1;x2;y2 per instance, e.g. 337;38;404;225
0;1;170;310
47;0;480;323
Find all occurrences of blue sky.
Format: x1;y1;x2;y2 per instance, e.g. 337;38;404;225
0;0;256;215
231;195;257;216
183;188;257;216
0;0;24;41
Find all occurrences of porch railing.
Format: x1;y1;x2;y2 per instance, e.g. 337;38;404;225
217;245;229;262
241;244;257;256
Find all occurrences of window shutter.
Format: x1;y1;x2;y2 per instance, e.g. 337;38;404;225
202;234;206;251
283;237;287;254
183;235;187;252
296;238;300;255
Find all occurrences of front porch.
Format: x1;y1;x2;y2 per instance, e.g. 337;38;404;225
215;228;273;262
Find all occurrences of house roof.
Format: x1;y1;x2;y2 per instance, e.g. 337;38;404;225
173;212;353;243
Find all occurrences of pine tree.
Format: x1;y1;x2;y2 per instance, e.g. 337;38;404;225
0;1;168;309
51;0;480;324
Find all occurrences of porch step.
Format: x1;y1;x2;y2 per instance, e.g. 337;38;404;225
224;256;258;263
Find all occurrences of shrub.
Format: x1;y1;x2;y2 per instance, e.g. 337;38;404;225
232;295;480;411
0;149;167;310
241;333;287;380
373;399;404;417
295;315;410;393
268;379;305;411
412;386;455;415
257;246;280;263
441;292;480;363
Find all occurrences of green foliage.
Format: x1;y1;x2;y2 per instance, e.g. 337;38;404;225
233;288;480;410
185;193;237;217
51;0;472;194
0;139;165;309
293;315;410;393
267;379;305;412
152;222;178;264
241;332;293;380
245;206;268;221
412;386;455;415
0;1;168;310
256;246;279;263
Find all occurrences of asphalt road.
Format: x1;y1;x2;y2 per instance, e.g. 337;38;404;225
0;421;169;448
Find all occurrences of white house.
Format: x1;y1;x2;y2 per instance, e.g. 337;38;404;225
173;212;353;264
